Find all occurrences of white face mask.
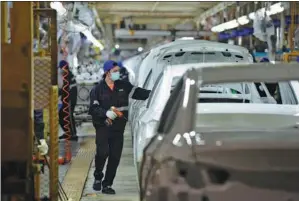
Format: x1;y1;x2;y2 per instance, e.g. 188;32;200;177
110;71;120;81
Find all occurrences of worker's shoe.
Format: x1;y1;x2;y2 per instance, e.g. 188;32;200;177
92;180;102;191
102;186;116;195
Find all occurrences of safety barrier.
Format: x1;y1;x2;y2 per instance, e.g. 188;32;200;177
283;51;299;63
32;7;59;201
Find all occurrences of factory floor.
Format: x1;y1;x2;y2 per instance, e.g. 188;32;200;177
57;123;139;201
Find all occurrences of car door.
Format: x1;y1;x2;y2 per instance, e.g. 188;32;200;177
129;69;153;125
134;69;174;167
133;72;164;173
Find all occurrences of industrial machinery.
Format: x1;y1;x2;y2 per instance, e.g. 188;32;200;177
1;2;62;201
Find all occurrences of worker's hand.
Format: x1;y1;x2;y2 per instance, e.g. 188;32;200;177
106;110;118;120
38;139;49;156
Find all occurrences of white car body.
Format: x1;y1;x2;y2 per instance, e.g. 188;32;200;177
129;40;253;124
133;63;299;180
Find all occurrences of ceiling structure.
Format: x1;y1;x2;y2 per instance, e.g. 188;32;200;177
96;1;219;26
94;1;236;54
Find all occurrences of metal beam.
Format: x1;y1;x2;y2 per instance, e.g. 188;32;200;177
114;29;212;39
103;17;184;25
92;8;106;37
116;42;144;50
194;2;236;23
96;2;201;12
98;10;193;17
104;24;114;49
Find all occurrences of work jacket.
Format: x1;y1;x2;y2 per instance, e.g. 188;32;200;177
89;79;151;130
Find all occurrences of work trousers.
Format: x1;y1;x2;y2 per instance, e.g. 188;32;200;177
94;126;125;187
34;109;44;140
59;87;77;136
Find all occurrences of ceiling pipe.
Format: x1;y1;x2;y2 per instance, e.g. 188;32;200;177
194;2;236;23
92;7;106;37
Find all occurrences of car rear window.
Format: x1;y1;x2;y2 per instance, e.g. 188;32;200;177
165;51;248;65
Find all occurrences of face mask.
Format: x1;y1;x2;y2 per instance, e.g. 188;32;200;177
110;71;120;81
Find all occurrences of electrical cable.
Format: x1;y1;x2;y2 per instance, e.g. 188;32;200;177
61;63;72;162
61;35;72;163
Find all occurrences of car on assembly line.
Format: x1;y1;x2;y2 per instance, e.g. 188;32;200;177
128;40;254;128
139;63;299;201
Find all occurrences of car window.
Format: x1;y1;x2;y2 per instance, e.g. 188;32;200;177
146;73;163;108
196;81;297;105
170;75;297;105
164;51;250;65
157;76;184;133
142;69;152;89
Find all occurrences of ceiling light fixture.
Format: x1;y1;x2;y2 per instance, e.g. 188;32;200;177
211;2;285;33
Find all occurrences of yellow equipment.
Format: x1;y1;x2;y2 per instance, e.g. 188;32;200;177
1;2;60;201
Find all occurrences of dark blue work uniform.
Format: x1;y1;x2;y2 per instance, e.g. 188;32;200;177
89;78;150;188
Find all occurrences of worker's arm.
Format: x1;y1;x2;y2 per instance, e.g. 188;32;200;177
123;81;151;100
88;85;107;118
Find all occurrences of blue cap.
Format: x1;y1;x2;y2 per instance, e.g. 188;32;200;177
59;60;68;68
103;60;117;72
117;61;124;68
260;57;269;63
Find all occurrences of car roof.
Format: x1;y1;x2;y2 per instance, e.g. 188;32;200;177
151;40;250;55
168;63;299;83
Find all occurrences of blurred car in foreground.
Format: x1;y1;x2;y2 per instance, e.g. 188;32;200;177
133;62;299;176
139;63;299;201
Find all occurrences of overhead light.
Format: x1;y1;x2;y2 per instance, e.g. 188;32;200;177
179;37;194;40
81;30;104;50
138;47;143;52
211;2;284;33
115;44;120;49
50;2;67;16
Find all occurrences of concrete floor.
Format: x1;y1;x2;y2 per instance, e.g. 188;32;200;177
80;125;139;201
39;121;93;199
